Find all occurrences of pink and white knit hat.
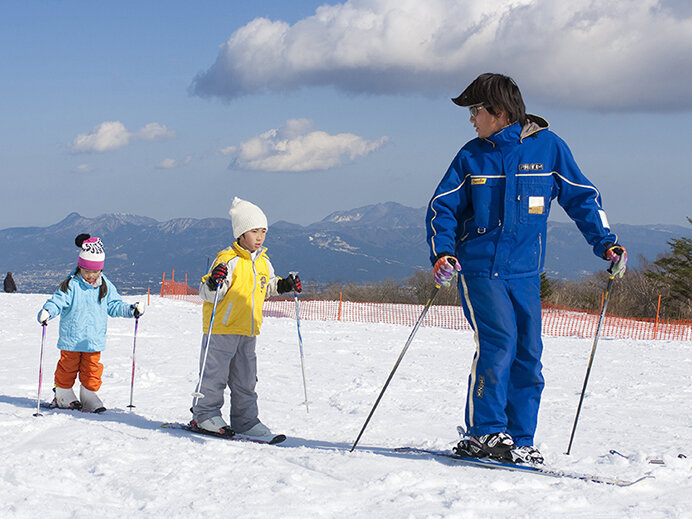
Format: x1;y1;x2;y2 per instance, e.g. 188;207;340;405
76;234;105;270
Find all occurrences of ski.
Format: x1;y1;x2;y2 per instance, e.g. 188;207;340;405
395;447;652;487
609;449;687;465
40;401;106;414
161;422;286;445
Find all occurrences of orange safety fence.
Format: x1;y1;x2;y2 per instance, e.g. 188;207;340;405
160;270;200;304
160;274;691;341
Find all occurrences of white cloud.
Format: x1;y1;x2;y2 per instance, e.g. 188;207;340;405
190;0;692;111
226;118;387;172
74;164;91;173
137;123;175;141
156;156;191;169
157;158;177;169
72;121;131;152
72;121;174;153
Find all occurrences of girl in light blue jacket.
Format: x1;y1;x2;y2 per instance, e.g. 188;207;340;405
37;234;145;412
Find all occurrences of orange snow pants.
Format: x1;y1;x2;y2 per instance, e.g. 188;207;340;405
54;351;104;391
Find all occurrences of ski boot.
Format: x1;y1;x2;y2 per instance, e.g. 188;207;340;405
52;387;82;410
454;426;515;462
236;422;274;442
191;416;235;437
80;387;106;413
511;445;544;465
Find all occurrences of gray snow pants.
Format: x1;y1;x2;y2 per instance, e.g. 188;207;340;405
191;334;260;433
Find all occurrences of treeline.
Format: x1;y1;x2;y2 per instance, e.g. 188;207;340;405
302;219;692;320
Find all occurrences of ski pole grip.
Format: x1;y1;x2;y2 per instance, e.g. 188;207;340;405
606;260;615;274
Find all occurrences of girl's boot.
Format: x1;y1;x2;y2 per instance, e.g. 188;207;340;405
54;387;82;410
80;387;106;413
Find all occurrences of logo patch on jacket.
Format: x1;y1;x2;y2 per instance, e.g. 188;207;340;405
259;275;267;290
519;163;544;171
528;196;545;214
471;177;487;185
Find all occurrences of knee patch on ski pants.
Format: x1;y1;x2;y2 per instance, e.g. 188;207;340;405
55;351;104;391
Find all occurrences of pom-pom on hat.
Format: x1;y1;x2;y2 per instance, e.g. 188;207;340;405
228;197;268;239
75;233;105;270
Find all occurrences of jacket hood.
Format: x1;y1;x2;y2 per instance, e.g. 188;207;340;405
486;114;549;147
520;114;549;141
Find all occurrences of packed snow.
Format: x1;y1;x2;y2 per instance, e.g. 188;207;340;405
1;293;690;518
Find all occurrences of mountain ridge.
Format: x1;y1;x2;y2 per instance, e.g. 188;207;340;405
1;203;688;294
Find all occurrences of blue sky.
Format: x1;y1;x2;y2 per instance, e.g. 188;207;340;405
1;0;691;230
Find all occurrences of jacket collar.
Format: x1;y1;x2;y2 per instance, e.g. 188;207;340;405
485;114;549;147
232;241;267;260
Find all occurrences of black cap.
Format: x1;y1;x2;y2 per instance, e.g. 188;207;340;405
451;81;485;107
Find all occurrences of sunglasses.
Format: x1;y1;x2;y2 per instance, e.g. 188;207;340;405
469;104;487;117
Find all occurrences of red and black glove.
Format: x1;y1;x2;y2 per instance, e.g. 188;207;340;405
206;263;228;290
277;274;302;294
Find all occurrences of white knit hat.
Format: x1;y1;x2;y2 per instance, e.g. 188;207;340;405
228;197;268;238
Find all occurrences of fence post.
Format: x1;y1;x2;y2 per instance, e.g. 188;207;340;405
338;292;343;321
161;272;166;297
654;294;662;340
185;273;188;295
147;287;150;306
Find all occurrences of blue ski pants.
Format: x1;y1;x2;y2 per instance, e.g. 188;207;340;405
458;274;545;446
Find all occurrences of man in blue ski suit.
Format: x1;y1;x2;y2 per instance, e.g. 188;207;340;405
426;73;627;464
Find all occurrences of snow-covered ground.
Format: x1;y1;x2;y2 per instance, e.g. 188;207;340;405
1;293;690;518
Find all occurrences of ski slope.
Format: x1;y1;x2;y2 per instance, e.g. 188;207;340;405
1;293;690;518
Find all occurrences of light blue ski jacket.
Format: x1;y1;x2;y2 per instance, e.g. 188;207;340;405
41;273;133;352
426;115;619;279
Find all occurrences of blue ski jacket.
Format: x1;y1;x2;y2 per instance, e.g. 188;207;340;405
41;272;134;352
426;115;619;279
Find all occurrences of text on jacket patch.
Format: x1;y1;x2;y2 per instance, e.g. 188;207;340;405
519;163;544;171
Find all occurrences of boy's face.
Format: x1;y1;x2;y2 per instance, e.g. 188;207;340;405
238;228;267;252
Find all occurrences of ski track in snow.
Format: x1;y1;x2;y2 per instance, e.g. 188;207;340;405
1;293;691;518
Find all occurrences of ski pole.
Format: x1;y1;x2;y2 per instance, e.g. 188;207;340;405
34;323;47;417
565;268;616;455
350;285;440;452
290;271;310;413
127;317;139;409
192;270;225;405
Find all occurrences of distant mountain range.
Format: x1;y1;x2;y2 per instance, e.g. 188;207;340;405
1;203;689;294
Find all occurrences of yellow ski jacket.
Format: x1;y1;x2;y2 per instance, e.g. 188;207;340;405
200;242;280;336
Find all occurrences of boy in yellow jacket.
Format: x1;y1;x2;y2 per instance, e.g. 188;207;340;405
191;197;301;440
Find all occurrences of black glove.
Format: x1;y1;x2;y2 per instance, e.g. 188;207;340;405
206;264;228;290
277;274;302;294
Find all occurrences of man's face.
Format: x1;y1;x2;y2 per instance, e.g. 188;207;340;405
238;228;267;252
469;104;510;139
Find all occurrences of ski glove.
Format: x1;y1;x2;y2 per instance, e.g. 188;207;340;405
206;263;228;290
277;274;302;294
37;309;50;325
131;302;145;318
433;255;461;286
604;244;628;278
